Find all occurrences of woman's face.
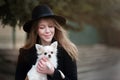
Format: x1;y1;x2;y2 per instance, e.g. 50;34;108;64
37;19;55;45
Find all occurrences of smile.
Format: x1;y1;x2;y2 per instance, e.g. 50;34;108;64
44;35;52;38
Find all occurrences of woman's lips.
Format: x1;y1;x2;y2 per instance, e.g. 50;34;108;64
44;35;51;38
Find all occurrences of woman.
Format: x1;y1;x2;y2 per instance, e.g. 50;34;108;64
15;5;78;80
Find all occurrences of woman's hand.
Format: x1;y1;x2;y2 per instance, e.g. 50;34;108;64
37;57;55;75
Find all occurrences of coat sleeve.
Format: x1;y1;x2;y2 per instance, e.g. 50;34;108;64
63;51;78;80
15;48;30;80
49;47;78;80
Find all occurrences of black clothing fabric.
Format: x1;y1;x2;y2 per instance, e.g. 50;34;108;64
15;45;77;80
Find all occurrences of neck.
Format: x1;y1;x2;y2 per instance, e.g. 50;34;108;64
41;41;51;46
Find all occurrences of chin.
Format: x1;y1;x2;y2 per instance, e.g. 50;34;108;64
45;38;53;42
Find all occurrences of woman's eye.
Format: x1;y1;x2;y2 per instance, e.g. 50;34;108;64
49;25;54;28
39;26;44;29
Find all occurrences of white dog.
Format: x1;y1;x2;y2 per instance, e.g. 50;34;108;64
27;41;58;80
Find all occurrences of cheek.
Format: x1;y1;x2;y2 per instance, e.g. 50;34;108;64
37;29;44;37
51;28;55;34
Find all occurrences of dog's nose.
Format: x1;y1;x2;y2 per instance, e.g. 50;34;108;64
48;55;51;58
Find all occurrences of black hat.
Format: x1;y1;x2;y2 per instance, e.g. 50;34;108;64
23;5;66;33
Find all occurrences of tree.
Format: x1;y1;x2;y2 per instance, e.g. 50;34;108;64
0;0;120;47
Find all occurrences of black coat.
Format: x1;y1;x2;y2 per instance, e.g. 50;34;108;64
15;44;78;80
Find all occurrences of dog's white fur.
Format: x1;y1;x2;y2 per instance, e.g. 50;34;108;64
27;41;58;80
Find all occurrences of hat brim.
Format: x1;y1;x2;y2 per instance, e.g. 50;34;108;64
23;15;66;33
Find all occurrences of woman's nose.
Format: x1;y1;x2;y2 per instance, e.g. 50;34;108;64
45;27;50;32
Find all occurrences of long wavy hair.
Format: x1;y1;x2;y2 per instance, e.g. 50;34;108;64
23;18;78;60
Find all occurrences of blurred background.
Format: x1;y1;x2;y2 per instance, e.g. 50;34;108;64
0;0;120;80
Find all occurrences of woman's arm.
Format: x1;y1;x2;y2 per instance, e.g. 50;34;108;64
15;48;30;80
62;51;77;80
49;47;78;80
15;48;34;80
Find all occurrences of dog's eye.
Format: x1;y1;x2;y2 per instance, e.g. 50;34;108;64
44;52;47;55
51;51;53;54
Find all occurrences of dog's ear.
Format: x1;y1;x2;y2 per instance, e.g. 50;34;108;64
51;41;58;49
35;44;44;54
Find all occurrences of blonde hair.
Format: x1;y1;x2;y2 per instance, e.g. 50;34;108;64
23;18;78;61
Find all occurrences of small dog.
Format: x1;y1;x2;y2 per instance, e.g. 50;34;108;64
27;41;58;80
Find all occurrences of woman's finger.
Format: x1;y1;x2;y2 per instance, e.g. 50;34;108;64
42;57;48;62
